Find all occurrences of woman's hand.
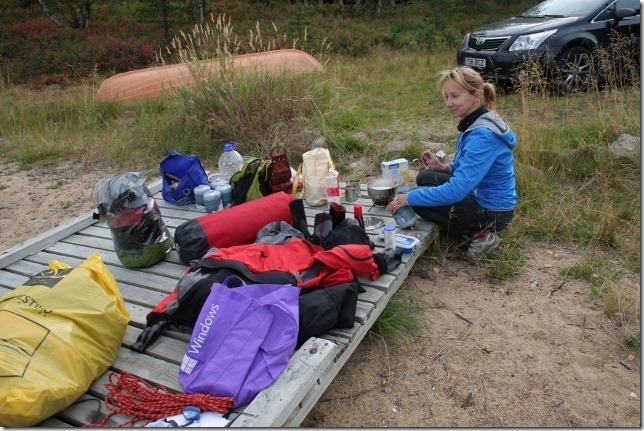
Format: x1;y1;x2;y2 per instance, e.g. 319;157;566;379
386;194;408;214
421;150;450;173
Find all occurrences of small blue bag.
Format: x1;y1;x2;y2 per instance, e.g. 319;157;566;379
160;150;209;205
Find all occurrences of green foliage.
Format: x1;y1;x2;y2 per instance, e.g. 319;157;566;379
624;332;640;350
370;291;424;342
48;180;63;189
560;253;621;294
326;112;362;132
384;143;425;164
18;145;67;166
177;69;331;159
484;234;526;281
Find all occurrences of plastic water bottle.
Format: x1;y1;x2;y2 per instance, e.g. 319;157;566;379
325;167;340;206
218;142;244;184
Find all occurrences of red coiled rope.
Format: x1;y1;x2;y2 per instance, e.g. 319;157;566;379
88;371;234;427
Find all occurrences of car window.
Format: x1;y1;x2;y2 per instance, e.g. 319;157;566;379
595;0;640;21
519;0;611;18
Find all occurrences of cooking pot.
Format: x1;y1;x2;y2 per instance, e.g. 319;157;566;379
367;178;398;205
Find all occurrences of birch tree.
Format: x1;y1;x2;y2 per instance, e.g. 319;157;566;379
36;0;97;28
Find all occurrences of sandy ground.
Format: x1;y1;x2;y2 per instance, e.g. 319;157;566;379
0;160;640;427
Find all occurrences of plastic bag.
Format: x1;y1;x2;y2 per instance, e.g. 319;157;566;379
160;150;209;206
292;147;335;207
91;172;173;268
0;253;130;427
179;275;300;407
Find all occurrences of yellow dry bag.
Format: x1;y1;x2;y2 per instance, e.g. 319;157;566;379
0;252;130;427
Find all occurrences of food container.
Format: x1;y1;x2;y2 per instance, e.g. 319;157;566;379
367;178;398;205
393;205;417;229
381;158;411;192
394;234;421;254
383;225;396;250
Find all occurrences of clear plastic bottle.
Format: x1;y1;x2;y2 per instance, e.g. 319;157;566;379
218;142;244;184
325;167;340;206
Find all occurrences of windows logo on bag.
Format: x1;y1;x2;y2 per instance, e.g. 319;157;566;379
181;355;199;375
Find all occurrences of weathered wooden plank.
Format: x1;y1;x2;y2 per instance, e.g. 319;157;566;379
360;273;395;292
44;242;187;277
358;285;385;305
354;301;373;324
78;229;185;266
326;322;361;341
102;347;182;392
18;252;178;294
0;269;31;288
36;417;74;427
49;395;107;427
317;334;349;353
230;338;337;428
0;212;97;269
3;258;172;312
121;325;188;365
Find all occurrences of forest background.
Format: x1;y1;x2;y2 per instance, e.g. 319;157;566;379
2;0;537;84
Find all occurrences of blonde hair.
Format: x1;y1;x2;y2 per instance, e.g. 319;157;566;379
437;66;497;111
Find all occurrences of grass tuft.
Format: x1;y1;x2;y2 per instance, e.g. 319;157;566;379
369;291;424;343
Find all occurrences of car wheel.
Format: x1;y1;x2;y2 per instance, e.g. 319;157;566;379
555;46;593;93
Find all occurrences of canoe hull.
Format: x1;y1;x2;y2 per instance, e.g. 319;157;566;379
95;49;323;102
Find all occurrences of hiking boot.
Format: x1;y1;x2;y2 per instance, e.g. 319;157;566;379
465;231;501;261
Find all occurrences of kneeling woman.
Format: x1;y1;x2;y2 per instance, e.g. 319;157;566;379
387;66;517;261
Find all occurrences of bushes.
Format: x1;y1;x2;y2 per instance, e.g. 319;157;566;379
1;23;157;82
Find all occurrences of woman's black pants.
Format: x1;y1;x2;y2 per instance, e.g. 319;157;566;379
411;169;514;237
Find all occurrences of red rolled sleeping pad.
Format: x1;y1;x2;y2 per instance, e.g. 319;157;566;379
173;191;295;265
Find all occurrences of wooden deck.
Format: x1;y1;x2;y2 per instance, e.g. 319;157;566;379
0;181;434;427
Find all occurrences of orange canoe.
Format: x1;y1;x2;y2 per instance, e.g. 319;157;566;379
95;49;323;102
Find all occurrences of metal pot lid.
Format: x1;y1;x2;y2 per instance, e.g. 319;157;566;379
363;215;385;230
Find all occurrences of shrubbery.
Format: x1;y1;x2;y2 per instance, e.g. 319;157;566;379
1;0;526;84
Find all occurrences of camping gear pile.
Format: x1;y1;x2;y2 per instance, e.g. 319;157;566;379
0;143;406;427
129;144;402;412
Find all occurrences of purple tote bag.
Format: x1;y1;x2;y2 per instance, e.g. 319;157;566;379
179;276;300;407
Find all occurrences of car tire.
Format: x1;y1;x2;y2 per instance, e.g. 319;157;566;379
554;46;593;93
